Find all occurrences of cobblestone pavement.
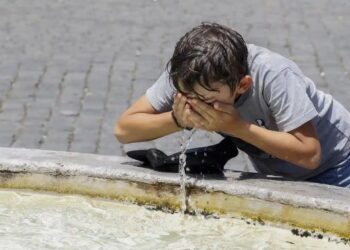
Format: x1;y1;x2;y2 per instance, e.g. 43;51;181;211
0;0;349;171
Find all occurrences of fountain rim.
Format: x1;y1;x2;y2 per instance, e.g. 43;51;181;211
0;146;349;240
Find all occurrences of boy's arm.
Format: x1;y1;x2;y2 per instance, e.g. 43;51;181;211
187;99;321;169
115;95;182;144
233;120;321;169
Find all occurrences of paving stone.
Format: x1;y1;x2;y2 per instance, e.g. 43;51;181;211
0;0;349;173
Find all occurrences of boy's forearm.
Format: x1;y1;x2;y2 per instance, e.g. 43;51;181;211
226;122;321;169
115;111;182;143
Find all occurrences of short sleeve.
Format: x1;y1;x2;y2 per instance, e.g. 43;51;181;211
145;71;176;113
263;68;318;132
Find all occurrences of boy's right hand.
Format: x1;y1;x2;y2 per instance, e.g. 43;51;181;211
172;93;195;129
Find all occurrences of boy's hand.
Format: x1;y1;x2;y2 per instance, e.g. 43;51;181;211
187;98;245;135
172;93;196;129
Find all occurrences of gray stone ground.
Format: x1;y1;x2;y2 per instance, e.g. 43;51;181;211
0;0;349;172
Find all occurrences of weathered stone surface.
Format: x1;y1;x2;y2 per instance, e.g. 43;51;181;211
0;147;349;239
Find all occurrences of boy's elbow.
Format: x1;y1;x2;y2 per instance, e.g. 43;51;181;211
303;143;322;170
114;122;131;144
304;155;321;170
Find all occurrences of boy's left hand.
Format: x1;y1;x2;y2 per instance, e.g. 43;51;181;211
186;98;245;135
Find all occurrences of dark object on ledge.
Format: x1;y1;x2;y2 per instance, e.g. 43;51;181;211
126;137;238;174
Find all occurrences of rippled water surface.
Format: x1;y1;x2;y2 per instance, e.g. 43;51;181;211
0;190;348;250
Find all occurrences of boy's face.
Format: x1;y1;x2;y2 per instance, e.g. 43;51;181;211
179;81;238;106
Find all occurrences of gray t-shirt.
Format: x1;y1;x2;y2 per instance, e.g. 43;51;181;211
146;44;350;180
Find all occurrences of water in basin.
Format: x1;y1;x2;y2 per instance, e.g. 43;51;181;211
0;190;348;249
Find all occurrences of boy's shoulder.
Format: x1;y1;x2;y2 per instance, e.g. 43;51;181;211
247;44;303;83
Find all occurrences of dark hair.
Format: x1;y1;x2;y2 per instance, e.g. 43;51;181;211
167;22;248;96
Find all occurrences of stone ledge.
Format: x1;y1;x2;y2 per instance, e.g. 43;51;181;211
0;147;349;239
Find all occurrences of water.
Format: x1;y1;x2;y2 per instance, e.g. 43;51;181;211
178;129;196;213
0;190;348;250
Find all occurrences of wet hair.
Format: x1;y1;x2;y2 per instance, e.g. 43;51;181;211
167;22;248;96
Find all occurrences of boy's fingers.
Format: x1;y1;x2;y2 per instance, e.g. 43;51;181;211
213;102;234;114
173;93;186;112
172;93;179;112
187;109;208;128
177;95;186;109
173;93;181;105
188;99;215;121
180;96;187;107
173;93;178;104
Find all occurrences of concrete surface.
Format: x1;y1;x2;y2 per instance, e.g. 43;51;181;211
0;0;350;172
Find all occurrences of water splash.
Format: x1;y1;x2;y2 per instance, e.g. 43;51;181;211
179;129;196;213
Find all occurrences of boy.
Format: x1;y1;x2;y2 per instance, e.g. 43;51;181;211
115;22;350;188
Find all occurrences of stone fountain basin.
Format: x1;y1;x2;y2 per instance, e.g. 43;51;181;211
0;147;349;239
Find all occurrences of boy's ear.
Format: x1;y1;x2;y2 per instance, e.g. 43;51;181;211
237;75;252;94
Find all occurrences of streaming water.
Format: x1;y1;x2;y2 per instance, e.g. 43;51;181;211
0;190;348;250
179;129;196;213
